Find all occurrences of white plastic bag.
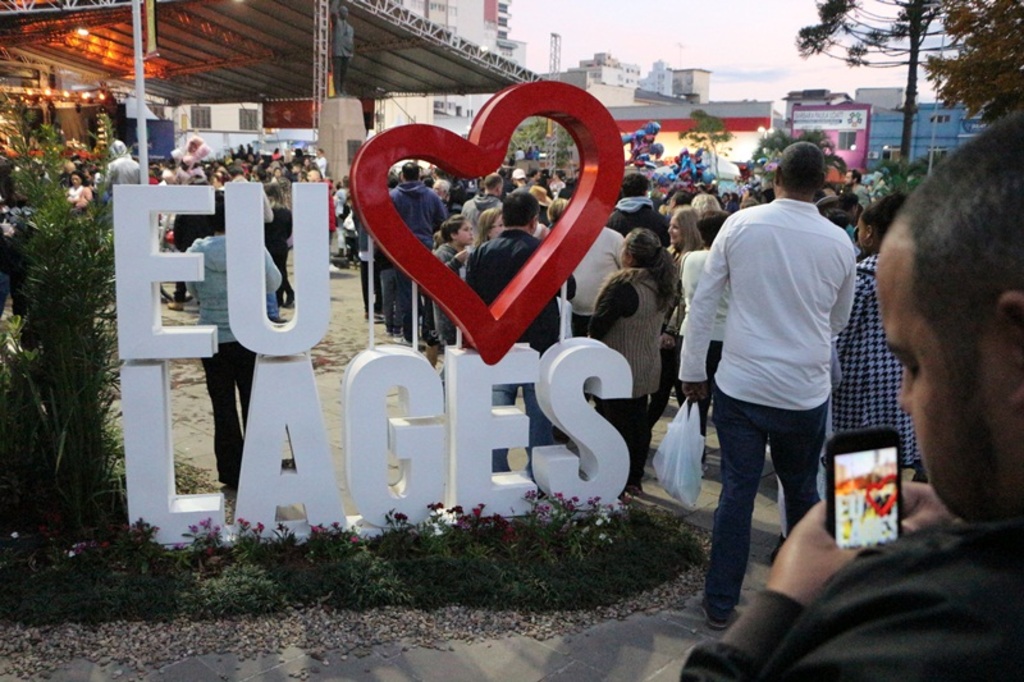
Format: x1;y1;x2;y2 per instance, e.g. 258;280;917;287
653;401;705;509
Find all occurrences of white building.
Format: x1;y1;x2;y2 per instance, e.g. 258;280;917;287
567;52;641;89
169;102;279;158
672;69;710;104
639;60;674;98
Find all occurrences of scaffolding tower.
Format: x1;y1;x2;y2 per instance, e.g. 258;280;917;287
548;33;560;81
312;0;329;138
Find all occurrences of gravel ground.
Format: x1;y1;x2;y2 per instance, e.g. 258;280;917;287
0;549;707;680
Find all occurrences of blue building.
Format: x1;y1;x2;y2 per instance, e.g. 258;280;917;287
866;103;987;170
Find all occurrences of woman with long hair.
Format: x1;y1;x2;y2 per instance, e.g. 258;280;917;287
473;206;504;249
590;228;678;495
680;210;731;435
264;181;294;309
648;206;702;429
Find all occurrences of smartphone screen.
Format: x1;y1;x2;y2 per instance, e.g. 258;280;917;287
827;429;901;549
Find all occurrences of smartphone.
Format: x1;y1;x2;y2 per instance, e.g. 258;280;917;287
826;427;901;549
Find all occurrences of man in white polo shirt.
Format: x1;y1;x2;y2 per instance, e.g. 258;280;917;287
680;142;856;629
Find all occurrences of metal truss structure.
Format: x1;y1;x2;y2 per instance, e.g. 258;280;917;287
350;0;538;92
311;0;328;132
1;0;537;103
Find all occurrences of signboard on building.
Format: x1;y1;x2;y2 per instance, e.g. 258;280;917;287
793;107;868;131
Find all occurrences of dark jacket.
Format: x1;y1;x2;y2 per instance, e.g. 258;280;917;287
389;181;448;248
173;212;216;253
680;516;1024;681
264;206;292;255
466;228;572;354
606;196;670;246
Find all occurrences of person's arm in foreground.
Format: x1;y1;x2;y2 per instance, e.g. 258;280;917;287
680;483;955;681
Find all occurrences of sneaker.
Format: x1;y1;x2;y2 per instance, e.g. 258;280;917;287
391;336;411;346
166;301;185;311
701;599;732;631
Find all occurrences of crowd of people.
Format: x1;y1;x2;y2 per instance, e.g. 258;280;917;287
5;114;1019;677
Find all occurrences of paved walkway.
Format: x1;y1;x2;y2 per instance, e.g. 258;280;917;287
39;264;785;681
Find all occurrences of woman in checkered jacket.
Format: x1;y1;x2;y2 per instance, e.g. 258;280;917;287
832;192;923;477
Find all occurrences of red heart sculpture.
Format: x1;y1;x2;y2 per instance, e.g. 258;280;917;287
864;475;898;517
349;82;623;364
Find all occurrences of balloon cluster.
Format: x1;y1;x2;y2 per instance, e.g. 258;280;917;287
170;136;212;184
622;121;663;169
669;148;714;185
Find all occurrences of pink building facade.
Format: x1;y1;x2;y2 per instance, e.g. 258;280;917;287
789;103;872;173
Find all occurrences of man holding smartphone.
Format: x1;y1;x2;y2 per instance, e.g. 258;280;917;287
680;142;856;629
680;114;1024;679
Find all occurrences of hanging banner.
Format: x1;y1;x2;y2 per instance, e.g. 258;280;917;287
263;100;315;129
143;0;158;56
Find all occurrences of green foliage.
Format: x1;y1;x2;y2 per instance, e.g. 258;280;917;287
0;97;124;533
751;129;847;181
0;502;704;624
868;157;930;197
679;109;734;175
508;117;575;168
183;564;285;618
797;0;946;158
928;0;1024;122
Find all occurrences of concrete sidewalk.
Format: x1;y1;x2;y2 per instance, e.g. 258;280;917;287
40;264;785;681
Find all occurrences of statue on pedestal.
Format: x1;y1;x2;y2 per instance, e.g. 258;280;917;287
330;1;355;97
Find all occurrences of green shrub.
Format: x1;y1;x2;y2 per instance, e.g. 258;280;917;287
0;99;124;533
0;502;703;625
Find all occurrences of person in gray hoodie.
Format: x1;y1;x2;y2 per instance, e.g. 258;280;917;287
105;140;140;187
606;172;670;246
187;193;282;490
461;172;503;228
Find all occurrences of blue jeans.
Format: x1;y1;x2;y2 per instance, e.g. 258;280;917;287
491;382;554;480
380;268;400;335
395;270;413;342
704;386;827;618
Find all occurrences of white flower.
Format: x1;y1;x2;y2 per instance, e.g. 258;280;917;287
9;532;18;539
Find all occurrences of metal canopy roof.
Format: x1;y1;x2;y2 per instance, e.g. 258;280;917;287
0;0;539;104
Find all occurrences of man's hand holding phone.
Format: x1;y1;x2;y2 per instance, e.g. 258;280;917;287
767;502;859;606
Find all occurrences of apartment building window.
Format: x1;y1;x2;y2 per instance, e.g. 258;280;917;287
239;108;259;131
837;131;857;151
929;114;950;124
190;105;211;130
881;146;901;161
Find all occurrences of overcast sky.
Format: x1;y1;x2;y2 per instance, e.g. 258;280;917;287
507;0;941;111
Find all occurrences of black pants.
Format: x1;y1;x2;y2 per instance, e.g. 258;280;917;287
596;395;650;490
360;260;382;315
270;249;293;307
173;281;189;303
571;312;591;338
696;340;725;436
647;337;683;429
201;341;256;488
